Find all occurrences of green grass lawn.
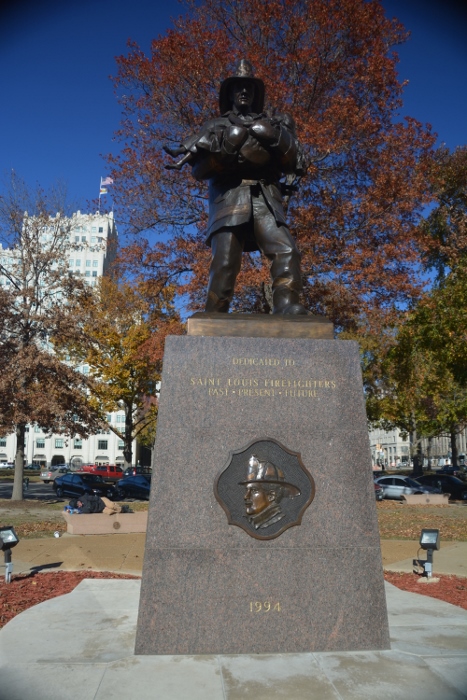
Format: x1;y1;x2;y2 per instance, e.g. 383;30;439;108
0;498;149;538
377;501;467;541
2;472;466;542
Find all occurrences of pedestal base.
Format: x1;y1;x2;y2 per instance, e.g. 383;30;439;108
135;333;389;654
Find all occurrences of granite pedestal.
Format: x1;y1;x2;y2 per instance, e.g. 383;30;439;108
136;318;389;655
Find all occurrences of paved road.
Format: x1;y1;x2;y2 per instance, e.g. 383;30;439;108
0;480;146;503
0;480;57;501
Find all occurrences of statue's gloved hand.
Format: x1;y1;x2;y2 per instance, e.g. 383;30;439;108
222;125;249;154
249;120;280;145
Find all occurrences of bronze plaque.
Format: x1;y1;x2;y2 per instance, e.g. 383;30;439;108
214;438;315;540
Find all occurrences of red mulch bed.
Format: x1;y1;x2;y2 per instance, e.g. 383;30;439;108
1;570;466;630
0;570;140;629
384;571;467;610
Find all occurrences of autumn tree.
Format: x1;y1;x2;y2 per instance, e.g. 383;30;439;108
366;261;467;472
108;0;435;332
0;174;104;500
55;275;184;468
419;145;467;282
366;145;467;473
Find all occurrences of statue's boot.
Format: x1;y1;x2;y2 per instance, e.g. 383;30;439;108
205;290;231;313
272;284;308;315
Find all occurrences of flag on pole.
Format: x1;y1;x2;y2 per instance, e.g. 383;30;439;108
99;176;114;196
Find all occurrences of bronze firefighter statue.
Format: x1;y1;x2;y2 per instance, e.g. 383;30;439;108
164;59;307;315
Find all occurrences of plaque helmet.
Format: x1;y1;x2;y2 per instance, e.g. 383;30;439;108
239;455;300;497
219;59;265;114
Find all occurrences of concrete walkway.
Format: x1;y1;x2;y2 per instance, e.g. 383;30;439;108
1;534;466;699
11;531;147;576
0;579;466;700
10;532;467;577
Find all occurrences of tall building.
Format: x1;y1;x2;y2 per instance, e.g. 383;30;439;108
368;425;466;468
0;210;140;468
66;210;117;282
368;426;411;467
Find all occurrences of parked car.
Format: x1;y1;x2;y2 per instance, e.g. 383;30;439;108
53;472;117;499
81;464;125;481
25;464;41;471
115;475;151;500
374;482;384;501
123;466;152;477
416;474;467;501
41;465;70;483
436;466;466;478
374;476;440;500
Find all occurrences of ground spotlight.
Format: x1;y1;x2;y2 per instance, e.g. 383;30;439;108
413;528;440;578
0;525;20;583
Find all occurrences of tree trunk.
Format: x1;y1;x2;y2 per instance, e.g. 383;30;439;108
261;283;273;314
11;422;26;501
411;428;424;478
123;407;133;469
427;436;432;470
450;426;458;468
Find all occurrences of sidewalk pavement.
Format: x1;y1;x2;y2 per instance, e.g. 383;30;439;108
1;535;466;699
11;531;147;576
9;532;467;578
0;580;466;699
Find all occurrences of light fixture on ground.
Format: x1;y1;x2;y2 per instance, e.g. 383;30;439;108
413;528;440;578
0;525;20;583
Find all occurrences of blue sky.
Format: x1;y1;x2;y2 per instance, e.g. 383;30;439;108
1;0;466;217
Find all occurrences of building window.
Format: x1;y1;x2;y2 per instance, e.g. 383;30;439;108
98;440;108;450
117;441;124;449
69;259;74;266
75;236;80;242
74;439;82;449
98;227;103;233
0;438;6;447
34;425;41;433
81;236;86;242
91;236;97;243
93;260;99;267
36;439;45;449
92;270;97;277
106;414;112;423
75;259;81;267
85;271;91;277
86;260;91;267
55;438;64;448
117;414;125;423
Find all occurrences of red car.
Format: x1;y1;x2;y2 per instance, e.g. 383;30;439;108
81;464;124;481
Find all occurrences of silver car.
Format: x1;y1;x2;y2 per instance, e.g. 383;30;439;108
41;466;70;483
375;476;440;500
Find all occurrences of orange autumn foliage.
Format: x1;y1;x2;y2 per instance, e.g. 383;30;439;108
108;0;436;331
